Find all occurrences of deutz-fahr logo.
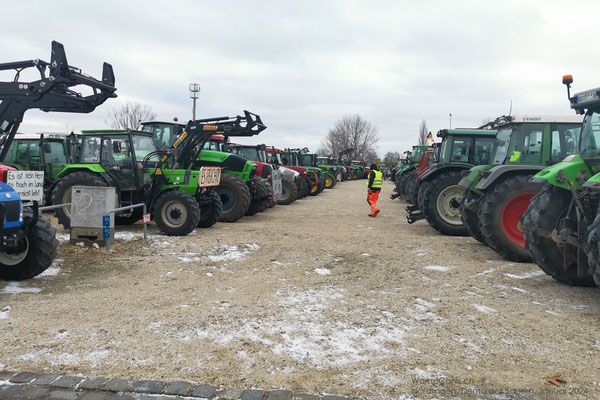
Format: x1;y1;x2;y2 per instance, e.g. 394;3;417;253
203;125;218;131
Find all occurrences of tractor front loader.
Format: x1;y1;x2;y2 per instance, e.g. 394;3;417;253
0;41;116;280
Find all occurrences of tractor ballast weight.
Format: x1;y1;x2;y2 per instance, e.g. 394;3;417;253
0;41;116;280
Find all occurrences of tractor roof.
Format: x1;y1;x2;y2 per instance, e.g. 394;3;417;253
437;129;497;139
81;129;153;137
14;132;75;140
142;120;185;127
496;115;583;125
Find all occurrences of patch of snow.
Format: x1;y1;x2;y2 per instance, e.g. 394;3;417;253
545;310;560;316
424;265;454;272
474;268;495;276
36;259;64;278
473;304;497;314
208;244;260;262
272;261;284;266
416;253;426;257
0;282;42;294
177;256;201;263
114;231;142;241
504;270;545;279
511;287;529;294
314;268;331;275
0;306;10;319
56;233;70;242
361;253;371;256
206;272;213;277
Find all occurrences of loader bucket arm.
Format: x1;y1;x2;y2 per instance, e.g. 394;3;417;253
0;40;117;161
338;148;355;160
170;110;266;169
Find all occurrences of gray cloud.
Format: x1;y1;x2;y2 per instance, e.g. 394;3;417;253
2;0;599;156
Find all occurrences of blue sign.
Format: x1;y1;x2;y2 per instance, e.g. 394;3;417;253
102;215;111;238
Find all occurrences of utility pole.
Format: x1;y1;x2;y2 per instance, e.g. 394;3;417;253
189;83;200;120
449;113;452;129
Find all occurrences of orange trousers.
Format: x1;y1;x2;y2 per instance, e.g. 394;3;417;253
367;189;380;216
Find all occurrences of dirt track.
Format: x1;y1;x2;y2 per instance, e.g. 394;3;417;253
1;179;599;399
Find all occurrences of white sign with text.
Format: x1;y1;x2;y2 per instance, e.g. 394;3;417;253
6;171;44;202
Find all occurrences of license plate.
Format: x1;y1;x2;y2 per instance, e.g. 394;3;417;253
199;167;221;187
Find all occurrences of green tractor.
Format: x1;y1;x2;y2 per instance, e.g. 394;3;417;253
521;76;600;287
141;113;269;222
338;148;362;179
295;149;337;189
406;129;497;235
52;129;223;235
391;144;431;200
1;132;81;204
459;115;582;261
316;155;346;182
281;149;326;195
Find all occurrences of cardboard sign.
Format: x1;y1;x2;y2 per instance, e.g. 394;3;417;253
199;167;221;187
6;171;44;202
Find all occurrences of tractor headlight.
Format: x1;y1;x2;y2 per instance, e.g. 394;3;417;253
19;204;23;223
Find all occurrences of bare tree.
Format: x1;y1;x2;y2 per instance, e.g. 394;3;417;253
418;120;428;145
383;151;400;164
321;114;379;162
106;101;157;130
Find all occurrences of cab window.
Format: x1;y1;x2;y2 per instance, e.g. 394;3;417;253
449;137;471;162
44;141;68;163
550;124;580;162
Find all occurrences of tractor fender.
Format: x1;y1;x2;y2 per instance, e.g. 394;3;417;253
474;165;546;191
418;163;472;182
148;186;181;212
56;167;117;188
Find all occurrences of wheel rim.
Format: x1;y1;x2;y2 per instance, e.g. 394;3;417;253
326;176;333;187
311;183;318;193
435;185;464;225
62;187;72;218
216;186;237;214
501;192;535;247
0;237;29;266
161;200;188;229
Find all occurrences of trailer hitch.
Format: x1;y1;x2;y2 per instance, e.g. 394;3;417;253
406;204;425;224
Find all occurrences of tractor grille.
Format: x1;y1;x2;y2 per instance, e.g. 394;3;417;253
2;201;21;223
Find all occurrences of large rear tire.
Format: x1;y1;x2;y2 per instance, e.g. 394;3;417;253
324;172;337;189
154;190;200;236
422;171;468;236
522;184;595;286
215;173;251;222
246;177;270;216
197;190;223;228
460;189;485;244
278;179;298;205
479;175;541;262
0;211;58;280
51;171;109;230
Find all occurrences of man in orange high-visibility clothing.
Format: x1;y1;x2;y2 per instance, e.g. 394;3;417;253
367;163;382;217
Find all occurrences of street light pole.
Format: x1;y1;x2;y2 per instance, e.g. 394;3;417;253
449;113;452;129
189;83;200;120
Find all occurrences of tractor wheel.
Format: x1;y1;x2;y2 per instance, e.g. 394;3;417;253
265;179;276;208
0;210;58;280
197;190;223;228
115;207;144;225
523;184;595;286
353;171;358;180
308;179;320;196
51;171;108;230
422;171;468;236
407;176;420;205
278;178;298;205
585;222;600;286
316;176;326;194
479;175;542;262
215;173;251;222
325;172;337;189
297;178;307;198
417;181;430;211
400;170;417;199
460;189;485;244
246;177;270;216
154;190;200;236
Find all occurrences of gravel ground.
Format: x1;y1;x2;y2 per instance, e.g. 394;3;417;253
1;179;599;399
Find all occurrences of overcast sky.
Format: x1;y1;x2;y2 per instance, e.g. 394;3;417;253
2;0;600;157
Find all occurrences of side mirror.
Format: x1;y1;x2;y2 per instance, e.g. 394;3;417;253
42;142;52;153
112;141;122;153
